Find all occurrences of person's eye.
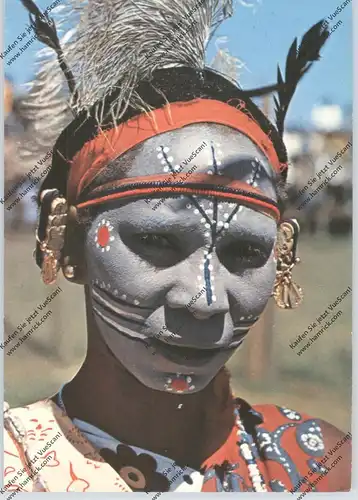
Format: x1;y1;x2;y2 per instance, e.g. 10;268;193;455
139;234;174;249
125;233;182;268
236;242;266;262
219;240;270;272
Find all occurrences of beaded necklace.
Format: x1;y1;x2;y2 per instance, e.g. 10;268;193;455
235;410;267;492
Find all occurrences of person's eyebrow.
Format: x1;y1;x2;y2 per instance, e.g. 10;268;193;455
218;222;276;249
118;213;201;233
215;155;275;182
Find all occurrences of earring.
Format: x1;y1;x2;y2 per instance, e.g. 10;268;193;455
37;194;68;285
273;219;303;309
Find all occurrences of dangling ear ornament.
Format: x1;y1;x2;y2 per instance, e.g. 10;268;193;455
273;219;303;309
37;191;68;285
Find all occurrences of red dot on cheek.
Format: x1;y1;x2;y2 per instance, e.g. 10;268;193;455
97;226;110;247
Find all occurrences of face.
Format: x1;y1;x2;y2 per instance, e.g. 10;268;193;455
84;123;279;394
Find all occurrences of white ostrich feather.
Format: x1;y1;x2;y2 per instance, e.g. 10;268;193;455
17;0;248;157
67;0;234;118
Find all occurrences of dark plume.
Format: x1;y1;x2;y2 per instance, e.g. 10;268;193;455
20;0;78;105
274;20;329;135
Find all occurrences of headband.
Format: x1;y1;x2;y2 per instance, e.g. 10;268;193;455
67;99;285;220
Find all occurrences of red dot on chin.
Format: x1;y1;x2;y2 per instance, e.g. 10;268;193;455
171;379;189;392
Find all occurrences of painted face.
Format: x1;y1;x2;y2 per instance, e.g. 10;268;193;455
84;123;278;394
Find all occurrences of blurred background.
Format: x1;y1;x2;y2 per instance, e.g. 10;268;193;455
3;0;352;432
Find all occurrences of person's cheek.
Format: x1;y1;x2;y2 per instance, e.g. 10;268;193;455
230;257;276;321
251;259;277;312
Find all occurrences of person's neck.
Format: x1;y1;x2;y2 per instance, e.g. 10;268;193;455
59;290;235;469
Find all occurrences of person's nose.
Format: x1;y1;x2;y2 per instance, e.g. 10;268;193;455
165;250;230;319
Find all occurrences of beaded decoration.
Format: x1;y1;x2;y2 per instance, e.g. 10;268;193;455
156;144;265;307
91;279;141;306
235;410;268;492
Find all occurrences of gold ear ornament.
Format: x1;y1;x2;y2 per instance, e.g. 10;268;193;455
37;196;68;285
273;219;303;309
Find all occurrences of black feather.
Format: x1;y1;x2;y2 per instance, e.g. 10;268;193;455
274;20;329;135
20;0;59;50
240;82;286;98
19;0;40;17
20;0;78;109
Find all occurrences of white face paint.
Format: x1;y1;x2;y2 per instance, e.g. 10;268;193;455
84;124;279;394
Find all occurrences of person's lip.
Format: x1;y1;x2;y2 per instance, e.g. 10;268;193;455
149;337;238;366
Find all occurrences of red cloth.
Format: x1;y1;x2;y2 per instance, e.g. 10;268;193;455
201;401;332;493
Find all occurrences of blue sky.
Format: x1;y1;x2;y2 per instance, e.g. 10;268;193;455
3;0;352;127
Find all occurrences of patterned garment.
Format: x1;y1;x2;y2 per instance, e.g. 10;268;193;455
73;418;204;492
76;400;332;493
201;401;330;493
3;396;337;494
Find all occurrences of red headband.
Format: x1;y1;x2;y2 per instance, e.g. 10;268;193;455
67;99;286;208
76;173;281;220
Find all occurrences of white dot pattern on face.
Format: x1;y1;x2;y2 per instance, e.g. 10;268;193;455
194;147;267;309
91;279;140;306
195;144;225;299
157;144;266;310
182;142;242;304
247;157;264;188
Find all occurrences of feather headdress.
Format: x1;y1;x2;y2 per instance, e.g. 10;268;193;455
19;0;237;144
19;0;291;154
19;0;329;155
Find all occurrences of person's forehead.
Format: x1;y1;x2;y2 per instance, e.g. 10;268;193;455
116;122;277;184
97;122;279;228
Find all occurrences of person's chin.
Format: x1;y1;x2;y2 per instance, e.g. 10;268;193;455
128;357;228;394
140;372;214;394
126;342;236;393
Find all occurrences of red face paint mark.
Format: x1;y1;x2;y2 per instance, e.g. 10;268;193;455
97;226;110;248
170;379;190;392
95;220;114;252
